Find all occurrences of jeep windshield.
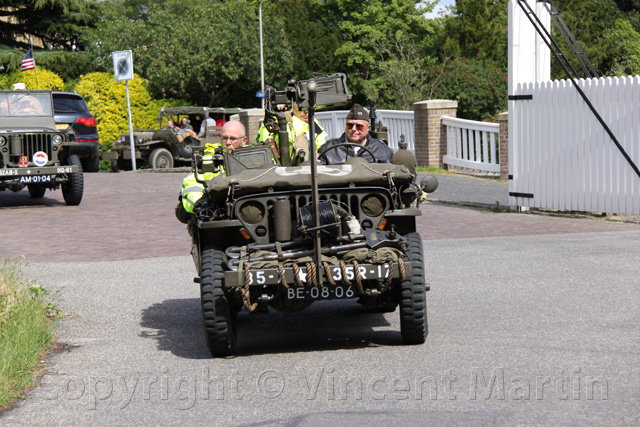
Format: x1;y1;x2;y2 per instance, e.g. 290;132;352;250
0;92;52;116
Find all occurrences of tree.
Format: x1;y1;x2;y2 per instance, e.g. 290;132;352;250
442;0;508;70
82;0;292;107
426;57;507;120
321;0;437;100
0;0;101;50
552;0;640;78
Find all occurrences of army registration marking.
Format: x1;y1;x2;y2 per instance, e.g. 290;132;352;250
19;175;52;184
286;285;356;300
245;263;392;287
0;169;18;176
57;166;73;173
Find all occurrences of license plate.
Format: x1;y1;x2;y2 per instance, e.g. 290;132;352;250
55;123;69;130
285;285;356;300
19;175;52;184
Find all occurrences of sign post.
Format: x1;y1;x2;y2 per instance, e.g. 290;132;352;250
112;50;136;171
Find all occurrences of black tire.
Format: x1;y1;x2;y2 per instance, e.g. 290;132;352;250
27;185;46;198
148;148;174;169
398;232;427;344
110;159;120;173
62;154;84;206
200;245;237;357
82;155;100;173
177;137;195;158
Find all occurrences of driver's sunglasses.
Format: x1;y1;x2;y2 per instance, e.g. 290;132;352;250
221;136;244;142
346;122;366;131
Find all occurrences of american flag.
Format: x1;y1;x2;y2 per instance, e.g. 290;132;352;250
21;48;35;71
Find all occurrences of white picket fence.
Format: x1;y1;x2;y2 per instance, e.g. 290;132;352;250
510;76;640;215
442;116;500;173
315;110;415;150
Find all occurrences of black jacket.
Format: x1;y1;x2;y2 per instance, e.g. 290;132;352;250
318;133;393;165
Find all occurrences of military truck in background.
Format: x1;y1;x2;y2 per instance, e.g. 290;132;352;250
180;74;438;357
0;89;84;205
103;106;242;171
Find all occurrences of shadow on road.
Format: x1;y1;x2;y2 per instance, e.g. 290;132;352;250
140;298;407;359
0;190;66;207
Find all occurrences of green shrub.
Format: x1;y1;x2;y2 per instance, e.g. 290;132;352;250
73;72;186;146
6;68;64;90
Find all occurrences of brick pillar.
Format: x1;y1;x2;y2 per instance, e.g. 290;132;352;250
498;111;508;180
413;100;457;167
236;108;265;142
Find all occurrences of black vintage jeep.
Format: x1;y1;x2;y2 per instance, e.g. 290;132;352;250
0;89;83;205
184;76;437;357
104;106;242;171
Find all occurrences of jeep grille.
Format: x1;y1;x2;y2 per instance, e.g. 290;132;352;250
8;133;55;166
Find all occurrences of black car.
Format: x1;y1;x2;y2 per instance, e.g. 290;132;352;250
52;91;100;172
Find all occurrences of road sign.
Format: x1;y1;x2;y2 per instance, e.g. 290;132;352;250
112;50;134;82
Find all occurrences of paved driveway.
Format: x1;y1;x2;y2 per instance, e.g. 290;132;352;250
1;172;637;263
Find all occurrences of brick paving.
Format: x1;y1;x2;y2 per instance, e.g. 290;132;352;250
1;172;637;263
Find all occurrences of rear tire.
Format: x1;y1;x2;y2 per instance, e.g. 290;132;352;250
148;148;174;169
27;185;46;198
200;245;237;357
62;154;84;206
398;232;427;344
178;137;195;158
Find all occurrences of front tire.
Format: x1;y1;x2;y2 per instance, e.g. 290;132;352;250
27;185;46;198
200;245;237;357
398;232;427;344
62;154;84;206
148;148;174;169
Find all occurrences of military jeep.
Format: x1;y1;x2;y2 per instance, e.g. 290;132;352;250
104;106;242;171
0;89;83;205
183;76;437;357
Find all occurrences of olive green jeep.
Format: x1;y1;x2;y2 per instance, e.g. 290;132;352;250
0;89;83;205
103;106;242;171
182;75;438;357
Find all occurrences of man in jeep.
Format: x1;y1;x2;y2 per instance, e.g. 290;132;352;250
318;104;393;165
177;120;248;218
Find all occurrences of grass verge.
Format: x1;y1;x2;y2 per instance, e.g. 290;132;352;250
0;258;58;410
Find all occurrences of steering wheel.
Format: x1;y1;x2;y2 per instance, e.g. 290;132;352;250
319;143;378;164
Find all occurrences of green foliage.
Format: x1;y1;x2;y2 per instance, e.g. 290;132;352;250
0;0;102;50
362;34;438;110
279;0;341;80
322;0;436;100
426;57;507;121
443;0;508;70
82;0;292;107
73;72;186;145
4;67;64;90
604;19;640;76
0;258;54;408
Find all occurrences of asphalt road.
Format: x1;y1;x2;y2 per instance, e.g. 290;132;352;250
1;172;639;426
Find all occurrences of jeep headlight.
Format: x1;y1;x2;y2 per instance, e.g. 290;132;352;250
0;136;5;147
52;134;63;145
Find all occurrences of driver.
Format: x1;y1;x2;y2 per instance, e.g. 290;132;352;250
318;104;393;165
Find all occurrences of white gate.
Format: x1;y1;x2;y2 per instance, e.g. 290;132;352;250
510;76;640;215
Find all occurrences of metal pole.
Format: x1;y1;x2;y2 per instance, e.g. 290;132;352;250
125;81;136;171
259;0;266;109
307;81;322;286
